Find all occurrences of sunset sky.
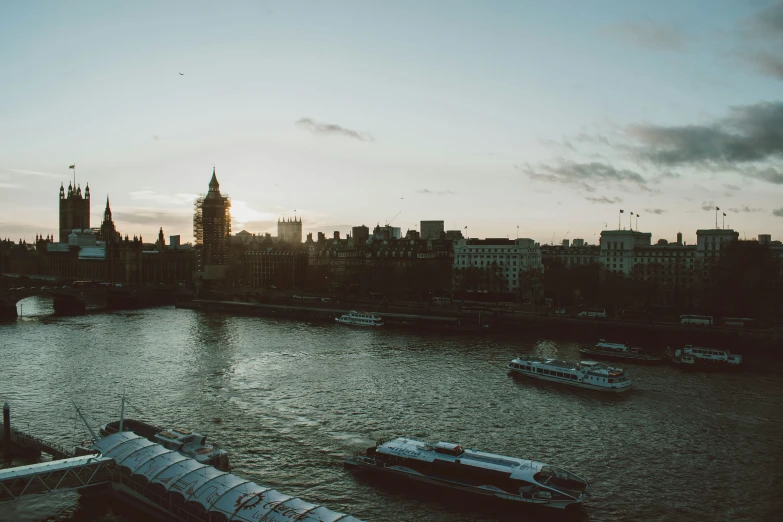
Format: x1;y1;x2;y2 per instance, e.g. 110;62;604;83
1;0;782;245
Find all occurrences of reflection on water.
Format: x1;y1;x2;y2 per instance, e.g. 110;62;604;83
1;306;782;522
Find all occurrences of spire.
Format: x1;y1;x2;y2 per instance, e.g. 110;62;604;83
208;166;220;193
103;195;113;222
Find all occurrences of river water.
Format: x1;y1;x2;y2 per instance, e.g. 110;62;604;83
1;297;782;522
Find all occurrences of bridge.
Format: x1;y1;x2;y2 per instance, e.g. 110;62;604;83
0;276;186;320
0;286;104;319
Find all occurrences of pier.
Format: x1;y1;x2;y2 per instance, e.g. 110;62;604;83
0;404;362;521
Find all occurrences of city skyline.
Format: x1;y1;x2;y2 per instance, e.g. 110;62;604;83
2;1;783;244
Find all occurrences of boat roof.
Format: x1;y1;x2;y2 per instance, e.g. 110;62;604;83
376;437;547;482
511;356;579;371
511;357;626;375
595;342;627;349
93;432;361;521
156;428;202;442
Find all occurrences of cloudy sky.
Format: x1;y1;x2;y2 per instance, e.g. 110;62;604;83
1;0;782;245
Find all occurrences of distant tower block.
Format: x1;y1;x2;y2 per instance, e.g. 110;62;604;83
278;216;303;244
59;181;90;242
420;220;444;240
677;232;683;244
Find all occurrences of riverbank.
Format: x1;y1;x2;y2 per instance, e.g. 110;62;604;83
176;298;782;353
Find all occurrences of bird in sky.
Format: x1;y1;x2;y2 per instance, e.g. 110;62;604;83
178;72;184;76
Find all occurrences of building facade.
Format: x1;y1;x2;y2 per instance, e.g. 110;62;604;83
242;250;308;289
194;168;231;274
59;182;90;243
541;240;600;269
452;238;542;294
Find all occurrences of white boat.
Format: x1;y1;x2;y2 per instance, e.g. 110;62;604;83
336;310;384;327
670;345;742;369
579;340;663;364
507;356;633;393
344;437;589;510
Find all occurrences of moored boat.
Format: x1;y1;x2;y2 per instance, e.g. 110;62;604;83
100;418;230;471
344;437;589;510
336;310;384;327
579;340;663;365
669;345;742;370
508;356;633;393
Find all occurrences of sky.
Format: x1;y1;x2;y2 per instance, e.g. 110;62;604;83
1;0;782;246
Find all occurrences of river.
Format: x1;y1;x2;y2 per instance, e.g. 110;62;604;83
1;297;782;521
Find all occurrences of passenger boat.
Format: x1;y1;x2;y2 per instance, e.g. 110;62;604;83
507;356;633;393
579;340;663;364
344;437;589;510
669;345;742;370
335;310;384;327
100;419;230;471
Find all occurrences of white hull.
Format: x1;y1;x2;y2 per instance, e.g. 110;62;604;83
345;458;581;510
508;367;633;393
335;318;384;327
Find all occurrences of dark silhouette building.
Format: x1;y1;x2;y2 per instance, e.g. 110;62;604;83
278;217;303;244
59;182;90;242
194;168;231;273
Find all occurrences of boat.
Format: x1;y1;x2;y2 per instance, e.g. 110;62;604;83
344;437;589;510
100;419;230;471
335;310;384;327
669;345;742;369
507;356;633;393
579;340;663;364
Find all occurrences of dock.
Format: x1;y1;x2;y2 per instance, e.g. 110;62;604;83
0;403;363;521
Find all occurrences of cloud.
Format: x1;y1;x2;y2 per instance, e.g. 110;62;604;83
701;201;716;211
129;190;198;206
627;101;783;181
0;182;20;188
9;168;62;179
737;2;783;80
112;209;191;229
740;165;783;184
605;18;688;51
744;1;783;39
724;183;741;191
749;51;783;80
417;189;457;196
774;208;783;217
728;205;763;213
296;118;374;142
516;161;650;193
585;196;622;204
644;208;667;214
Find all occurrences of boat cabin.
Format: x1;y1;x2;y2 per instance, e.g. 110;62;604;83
434;442;464;457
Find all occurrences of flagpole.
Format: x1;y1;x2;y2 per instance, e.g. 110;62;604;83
618;210;621;230
629;211;632;231
715;207;718;229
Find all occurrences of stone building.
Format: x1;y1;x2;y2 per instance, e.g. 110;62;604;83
59;181;91;243
452;238;542;294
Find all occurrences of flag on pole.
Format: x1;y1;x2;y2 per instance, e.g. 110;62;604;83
716;206;720;211
620;209;624;213
723;212;726;217
69;164;75;169
464;226;467;229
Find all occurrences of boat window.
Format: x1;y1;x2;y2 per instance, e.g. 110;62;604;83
608;379;614;383
537;368;542;373
556;372;563;377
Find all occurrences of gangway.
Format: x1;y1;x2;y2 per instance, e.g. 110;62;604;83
0;455;114;502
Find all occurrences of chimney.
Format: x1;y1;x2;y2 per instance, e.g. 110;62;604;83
334;231;340;240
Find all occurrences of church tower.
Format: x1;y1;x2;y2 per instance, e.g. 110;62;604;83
59;181;91;242
99;196;119;243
